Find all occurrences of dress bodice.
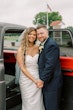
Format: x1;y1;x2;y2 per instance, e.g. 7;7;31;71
25;54;39;69
24;54;39;77
19;53;45;110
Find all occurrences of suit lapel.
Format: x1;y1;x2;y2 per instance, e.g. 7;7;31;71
44;37;50;46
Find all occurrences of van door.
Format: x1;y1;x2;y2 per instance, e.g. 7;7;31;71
0;28;6;110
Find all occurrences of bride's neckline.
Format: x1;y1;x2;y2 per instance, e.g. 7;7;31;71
26;53;39;58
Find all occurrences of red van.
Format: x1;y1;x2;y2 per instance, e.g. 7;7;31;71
0;22;26;109
0;22;73;110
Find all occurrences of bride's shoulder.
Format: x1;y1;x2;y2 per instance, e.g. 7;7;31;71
34;45;39;49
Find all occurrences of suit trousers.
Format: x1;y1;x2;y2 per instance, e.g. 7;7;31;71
42;87;61;110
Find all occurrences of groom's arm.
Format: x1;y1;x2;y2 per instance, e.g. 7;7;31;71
40;43;60;83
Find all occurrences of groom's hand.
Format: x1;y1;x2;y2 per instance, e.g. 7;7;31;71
36;79;44;88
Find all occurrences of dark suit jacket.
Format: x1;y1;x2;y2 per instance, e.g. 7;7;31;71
38;38;63;91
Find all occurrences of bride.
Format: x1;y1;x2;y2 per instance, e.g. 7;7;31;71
16;27;45;110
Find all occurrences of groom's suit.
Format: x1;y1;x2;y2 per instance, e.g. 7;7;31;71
38;38;63;110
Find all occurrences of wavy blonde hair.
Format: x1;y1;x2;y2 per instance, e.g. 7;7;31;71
20;27;36;55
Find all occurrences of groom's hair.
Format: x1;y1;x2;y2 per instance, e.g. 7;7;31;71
36;25;47;30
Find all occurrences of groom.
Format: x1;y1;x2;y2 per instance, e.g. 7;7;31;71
36;25;63;110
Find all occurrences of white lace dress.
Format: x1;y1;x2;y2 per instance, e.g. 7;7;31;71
19;54;45;110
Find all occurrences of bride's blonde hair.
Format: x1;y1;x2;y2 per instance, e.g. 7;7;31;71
20;27;36;55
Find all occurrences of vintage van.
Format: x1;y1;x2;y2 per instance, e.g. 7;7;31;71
0;22;73;110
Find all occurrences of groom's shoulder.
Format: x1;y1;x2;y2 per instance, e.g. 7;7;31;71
47;38;58;47
45;38;59;48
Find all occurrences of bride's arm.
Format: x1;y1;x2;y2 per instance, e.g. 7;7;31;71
16;47;37;84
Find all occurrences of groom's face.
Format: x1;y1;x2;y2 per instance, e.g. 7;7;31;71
37;28;48;43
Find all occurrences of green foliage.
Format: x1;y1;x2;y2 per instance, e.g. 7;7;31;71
33;11;62;27
33;12;46;25
4;33;21;41
67;26;73;32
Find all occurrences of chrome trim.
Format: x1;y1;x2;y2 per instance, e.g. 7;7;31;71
0;59;4;61
0;81;5;83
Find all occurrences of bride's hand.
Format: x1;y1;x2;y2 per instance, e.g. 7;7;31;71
36;79;44;88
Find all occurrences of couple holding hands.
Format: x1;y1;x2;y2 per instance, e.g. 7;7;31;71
17;25;63;110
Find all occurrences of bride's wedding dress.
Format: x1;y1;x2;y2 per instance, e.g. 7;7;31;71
19;54;45;110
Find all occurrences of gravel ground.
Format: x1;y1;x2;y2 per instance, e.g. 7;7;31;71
60;46;73;57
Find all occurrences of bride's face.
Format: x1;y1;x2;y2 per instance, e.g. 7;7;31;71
28;31;36;43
